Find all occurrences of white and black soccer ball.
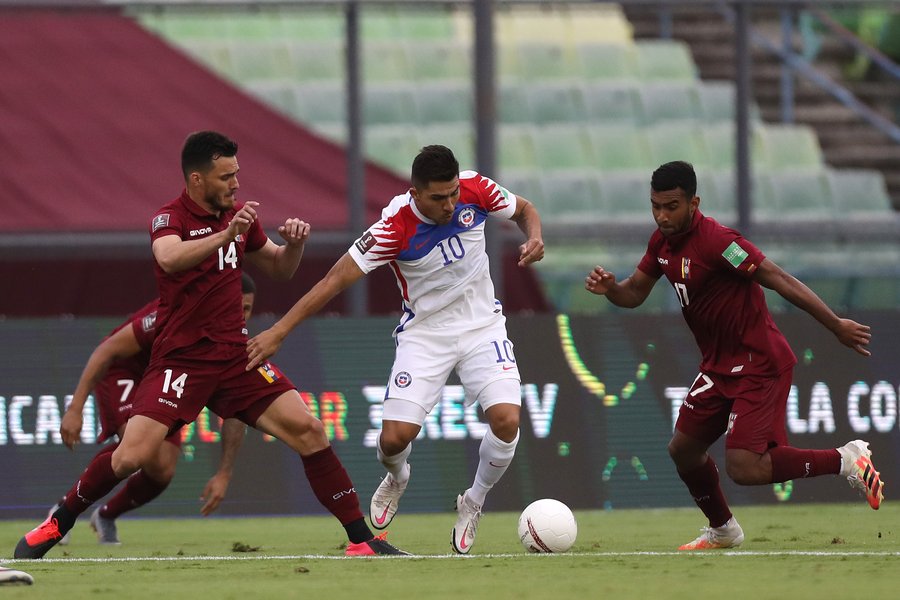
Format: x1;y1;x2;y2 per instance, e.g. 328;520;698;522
517;498;577;553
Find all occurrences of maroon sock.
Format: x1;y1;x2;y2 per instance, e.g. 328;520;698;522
61;450;124;516
302;446;370;543
678;456;733;528
99;471;170;520
768;446;841;483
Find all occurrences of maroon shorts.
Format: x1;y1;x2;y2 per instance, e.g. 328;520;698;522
95;370;182;447
675;369;792;453
131;342;295;433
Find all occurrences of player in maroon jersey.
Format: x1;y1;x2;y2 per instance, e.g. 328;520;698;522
584;161;884;550
49;274;258;546
16;131;406;559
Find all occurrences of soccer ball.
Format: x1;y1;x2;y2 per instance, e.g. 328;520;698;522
517;498;577;553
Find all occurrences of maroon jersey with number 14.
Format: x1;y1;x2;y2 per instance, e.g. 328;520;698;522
637;210;796;378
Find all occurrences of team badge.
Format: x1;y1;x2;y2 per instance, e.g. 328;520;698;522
151;213;170;232
681;257;691;279
457;207;476;228
257;362;283;383
354;231;377;254
394;371;412;388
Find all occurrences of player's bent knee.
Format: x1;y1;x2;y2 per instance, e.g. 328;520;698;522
110;449;144;478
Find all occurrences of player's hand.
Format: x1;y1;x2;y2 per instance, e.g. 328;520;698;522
246;327;285;371
60;408;84;450
278;218;311;247
585;266;616;296
833;318;872;357
227;201;259;239
199;473;231;516
518;237;544;267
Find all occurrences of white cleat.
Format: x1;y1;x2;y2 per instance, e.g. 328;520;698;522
838;440;884;510
369;468;409;530
451;492;483;554
678;517;744;550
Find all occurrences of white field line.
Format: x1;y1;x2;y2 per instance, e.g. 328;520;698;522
7;550;900;564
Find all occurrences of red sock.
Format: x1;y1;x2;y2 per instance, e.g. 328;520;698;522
678;456;733;528
61;449;124;516
768;446;841;483
99;471;170;520
302;446;366;526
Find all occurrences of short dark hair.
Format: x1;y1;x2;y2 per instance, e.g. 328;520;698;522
411;145;459;189
241;272;256;295
181;131;238;179
651;161;697;200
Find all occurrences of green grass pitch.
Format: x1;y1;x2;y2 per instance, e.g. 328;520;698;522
2;502;898;599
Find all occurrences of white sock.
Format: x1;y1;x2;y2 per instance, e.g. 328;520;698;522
376;435;411;483
468;429;519;507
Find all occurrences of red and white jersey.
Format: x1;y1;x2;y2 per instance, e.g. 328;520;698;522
349;171;517;335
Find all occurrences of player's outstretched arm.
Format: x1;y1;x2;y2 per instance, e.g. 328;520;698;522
754;258;871;356
62;324;143;450
245;218;311;281
200;418;247;516
153;202;259;274
509;196;544;267
246;253;366;370
585;266;657;309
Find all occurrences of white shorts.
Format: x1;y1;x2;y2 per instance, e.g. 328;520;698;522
383;319;521;425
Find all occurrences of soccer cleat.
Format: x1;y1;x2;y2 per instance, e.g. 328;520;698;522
345;532;410;556
369;468;410;530
0;567;34;585
451;492;483;554
90;508;121;545
48;502;70;546
839;440;884;510
13;515;65;559
678;517;744;551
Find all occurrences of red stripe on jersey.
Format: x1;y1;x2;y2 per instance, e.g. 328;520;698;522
389;260;410;302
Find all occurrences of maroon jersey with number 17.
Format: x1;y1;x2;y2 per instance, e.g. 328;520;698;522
637;210;796;378
148;191;267;360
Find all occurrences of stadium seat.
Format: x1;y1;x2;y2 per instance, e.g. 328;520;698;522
532;124;596;170
757;124;824;170
246;81;297;119
700;169;738;223
415;125;475;171
588;125;653;173
498;125;539;170
538;170;603;222
499;171;543;205
636;82;702;124
178;41;233;76
277;8;344;41
575;43;639;81
634;40;698;80
291;82;345;124
646;121;711;169
361;43;411;82
414;81;472;124
764;170;837;228
699;122;766;170
288;41;344;82
229;41;294;82
502;7;570;44
363;84;419;125
515;43;582;81
581;81;642;124
566;4;634;44
392;9;457;40
498;84;532;124
696;80;762;122
147;11;230;41
527;83;588;124
223;12;285;40
407;42;471;82
365;125;420;174
826;168;894;219
595;172;653;225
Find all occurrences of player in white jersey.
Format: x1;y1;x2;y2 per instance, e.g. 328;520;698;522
247;145;544;553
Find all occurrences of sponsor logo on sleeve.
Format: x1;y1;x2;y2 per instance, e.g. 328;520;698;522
151;213;170;232
722;241;749;268
354;231;377;254
141;312;157;333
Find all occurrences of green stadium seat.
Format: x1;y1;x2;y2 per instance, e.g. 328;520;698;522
764;170;837;226
363;84;419;125
247;81;297;119
365;125;420;175
539;171;603;222
229;41;294;82
498;84;532;124
527;83;588;124
498;171;543;204
696;80;762;122
502;7;570;44
532;124;596;170
636;82;702;124
498;125;539;170
414;82;471;124
291;82;345;124
179;41;233;76
515;43;582;81
277;8;344;41
587;125;653;172
310;122;347;144
596;172;653;225
827;168;894;219
634;40;698;80
393;9;457;40
757;124;824;170
565;4;633;44
362;43;411;82
646;121;710;169
700;169;738;223
581;82;642;124
575;43;638;81
147;11;229;41
224;13;285;40
407;42;471;82
287;41;344;82
699;122;767;170
360;6;399;41
415;125;475;171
